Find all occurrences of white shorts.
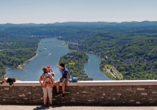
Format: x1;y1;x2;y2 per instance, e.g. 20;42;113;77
42;87;53;98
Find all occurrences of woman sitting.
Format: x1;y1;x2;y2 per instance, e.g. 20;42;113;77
39;67;54;106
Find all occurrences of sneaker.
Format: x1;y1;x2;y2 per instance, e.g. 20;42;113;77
61;94;64;98
50;104;54;107
55;92;60;97
42;104;47;107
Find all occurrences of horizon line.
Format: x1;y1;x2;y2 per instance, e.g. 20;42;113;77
0;20;157;25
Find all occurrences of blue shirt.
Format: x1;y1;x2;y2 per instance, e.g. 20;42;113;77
61;67;69;78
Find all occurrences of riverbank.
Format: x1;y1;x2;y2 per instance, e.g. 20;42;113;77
5;38;110;81
17;43;39;72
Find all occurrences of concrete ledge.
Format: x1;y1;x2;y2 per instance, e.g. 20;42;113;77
1;80;157;86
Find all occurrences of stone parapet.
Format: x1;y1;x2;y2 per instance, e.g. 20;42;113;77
0;80;157;105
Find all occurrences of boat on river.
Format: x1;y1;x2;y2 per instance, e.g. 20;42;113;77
49;52;51;55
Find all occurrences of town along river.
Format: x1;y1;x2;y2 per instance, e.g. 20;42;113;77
6;38;111;81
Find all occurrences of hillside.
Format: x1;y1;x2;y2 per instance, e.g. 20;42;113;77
59;51;93;80
101;38;157;80
0;32;46;80
69;32;157;80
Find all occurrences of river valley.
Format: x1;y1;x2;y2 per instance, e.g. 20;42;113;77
6;38;110;81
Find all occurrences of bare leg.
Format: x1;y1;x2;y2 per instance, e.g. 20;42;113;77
49;97;52;104
0;79;6;84
56;82;59;93
44;97;47;105
62;83;65;94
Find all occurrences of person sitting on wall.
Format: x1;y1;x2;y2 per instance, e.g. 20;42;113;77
55;62;69;98
0;77;16;86
39;67;54;106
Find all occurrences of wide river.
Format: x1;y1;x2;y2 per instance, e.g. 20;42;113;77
6;38;110;81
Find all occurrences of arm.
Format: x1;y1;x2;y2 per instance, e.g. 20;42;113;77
56;65;62;69
52;78;54;87
39;76;43;87
50;68;53;73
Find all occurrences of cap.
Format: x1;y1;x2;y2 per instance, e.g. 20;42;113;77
47;66;51;68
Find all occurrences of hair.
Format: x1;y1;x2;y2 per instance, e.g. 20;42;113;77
59;62;65;67
42;67;48;73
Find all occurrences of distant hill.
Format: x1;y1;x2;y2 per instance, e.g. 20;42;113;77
1;21;157;39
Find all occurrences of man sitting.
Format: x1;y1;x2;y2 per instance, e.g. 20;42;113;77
55;62;69;98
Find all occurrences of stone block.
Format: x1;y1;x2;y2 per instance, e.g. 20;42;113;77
19;94;26;97
136;101;140;104
91;88;96;91
82;91;89;93
113;98;116;100
117;93;121;96
4;88;9;90
137;88;145;91
141;93;147;95
71;100;75;102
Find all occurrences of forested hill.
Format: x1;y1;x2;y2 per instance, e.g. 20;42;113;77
59;52;93;80
1;21;157;43
0;62;5;80
69;32;157;54
101;38;157;80
68;31;157;80
0;32;45;80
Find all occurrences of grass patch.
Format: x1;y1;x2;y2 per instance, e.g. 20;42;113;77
102;70;116;80
105;64;111;69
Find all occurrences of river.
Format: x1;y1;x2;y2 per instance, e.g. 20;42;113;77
6;38;110;81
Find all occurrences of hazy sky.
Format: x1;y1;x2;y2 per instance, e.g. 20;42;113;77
0;0;157;24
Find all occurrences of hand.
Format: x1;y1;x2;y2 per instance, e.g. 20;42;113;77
52;84;54;87
41;84;43;88
56;65;59;67
50;68;53;72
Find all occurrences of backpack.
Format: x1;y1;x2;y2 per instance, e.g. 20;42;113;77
7;78;16;86
42;73;53;87
70;77;78;82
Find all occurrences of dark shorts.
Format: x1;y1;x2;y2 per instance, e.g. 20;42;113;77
57;78;66;84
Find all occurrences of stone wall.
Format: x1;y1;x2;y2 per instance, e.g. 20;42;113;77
1;81;157;105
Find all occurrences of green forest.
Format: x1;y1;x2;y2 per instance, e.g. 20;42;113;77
59;52;93;80
68;31;157;80
1;22;157;80
0;32;47;80
101;38;157;80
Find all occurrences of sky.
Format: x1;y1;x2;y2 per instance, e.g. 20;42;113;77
0;0;157;24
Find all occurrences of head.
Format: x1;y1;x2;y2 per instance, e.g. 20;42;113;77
47;66;51;72
42;67;48;73
59;62;65;69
